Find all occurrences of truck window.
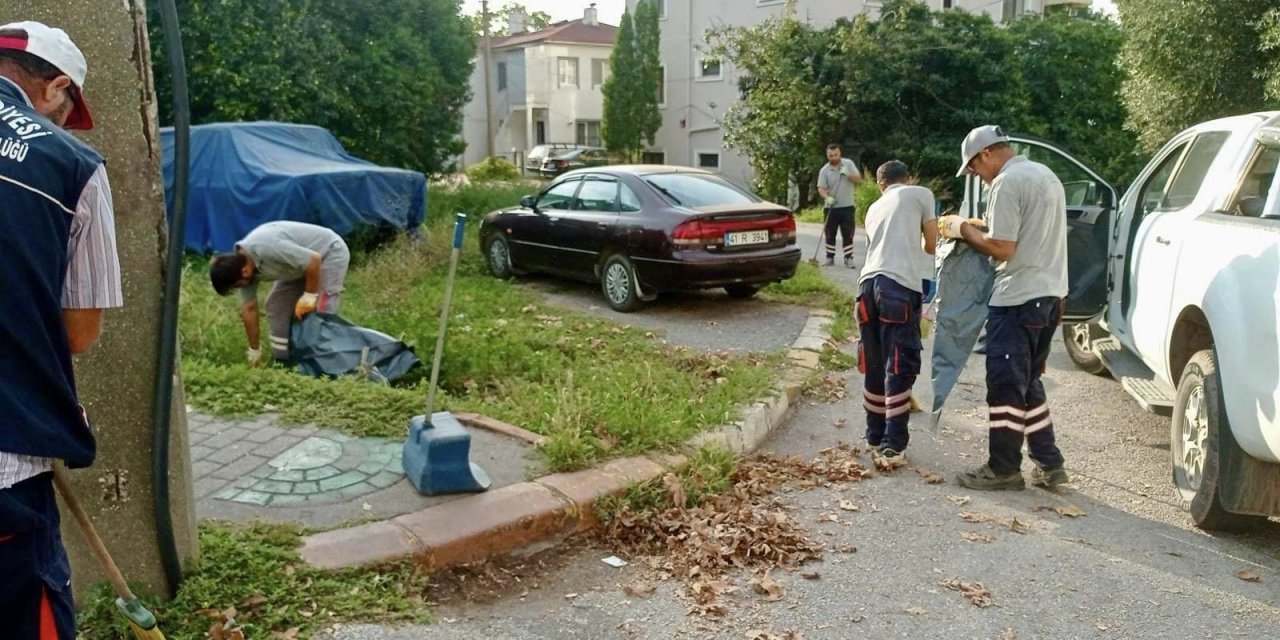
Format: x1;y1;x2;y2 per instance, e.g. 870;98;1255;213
1160;131;1231;210
1137;143;1186;216
1228;144;1280;218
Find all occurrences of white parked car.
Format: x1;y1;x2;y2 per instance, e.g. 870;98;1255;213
956;114;1280;530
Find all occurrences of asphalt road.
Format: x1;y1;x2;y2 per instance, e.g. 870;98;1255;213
325;226;1280;639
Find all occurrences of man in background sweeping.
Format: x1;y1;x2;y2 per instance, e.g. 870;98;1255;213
817;143;862;268
857;161;937;461
0;22;123;639
209;220;351;364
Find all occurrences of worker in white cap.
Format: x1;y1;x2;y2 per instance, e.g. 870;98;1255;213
939;125;1069;492
0;21;122;640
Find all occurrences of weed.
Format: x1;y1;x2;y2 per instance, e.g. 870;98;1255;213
596;445;738;523
77;522;430;640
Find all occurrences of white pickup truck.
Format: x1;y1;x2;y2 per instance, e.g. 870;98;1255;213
957;113;1280;530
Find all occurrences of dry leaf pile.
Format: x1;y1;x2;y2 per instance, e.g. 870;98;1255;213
804;374;848;402
604;446;874;617
941;578;995;608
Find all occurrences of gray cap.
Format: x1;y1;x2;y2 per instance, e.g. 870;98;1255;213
956;125;1009;177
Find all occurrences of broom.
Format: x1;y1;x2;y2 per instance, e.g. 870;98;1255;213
807;200;831;267
52;465;166;639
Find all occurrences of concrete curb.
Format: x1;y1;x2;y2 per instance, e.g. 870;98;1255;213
299;309;837;571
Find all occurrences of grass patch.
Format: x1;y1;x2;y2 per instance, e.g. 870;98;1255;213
180;184;778;472
78;522;430;640
597;446;738;523
761;261;855;343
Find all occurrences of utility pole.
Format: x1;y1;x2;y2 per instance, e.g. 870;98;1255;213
482;0;495;159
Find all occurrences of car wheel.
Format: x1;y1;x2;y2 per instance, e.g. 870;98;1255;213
484;234;515;280
1170;349;1267;531
601;254;642;312
724;284;761;299
1061;322;1107;376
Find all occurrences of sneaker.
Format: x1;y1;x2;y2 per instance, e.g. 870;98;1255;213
873;447;908;469
1030;465;1069;488
954;464;1024;491
824;257;835;267
844;256;856;269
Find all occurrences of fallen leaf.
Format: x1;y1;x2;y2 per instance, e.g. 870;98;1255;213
833;417;847;429
1237;570;1262;582
750;573;786;602
817;512;840;522
1096;623;1110;631
837;543;857;554
904;606;928;616
1054;504;1087;518
850;614;865;623
959;512;989;523
270;628;301;640
624;582;657;598
662;473;687;510
1000;628;1016;640
948;495;972;506
239;594;267;609
1009;517;1030;534
564;593;579;600
839;499;859;512
961;531;995;544
801;571;821;580
915;468;945;484
941;578;994;608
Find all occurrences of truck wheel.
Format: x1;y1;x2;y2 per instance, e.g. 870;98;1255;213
1062;322;1107;376
1170;350;1267;531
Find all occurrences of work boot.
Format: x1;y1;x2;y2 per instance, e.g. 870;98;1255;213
824;257;835;267
1030;465;1070;489
954;464;1024;491
872;447;908;469
844;256;856;269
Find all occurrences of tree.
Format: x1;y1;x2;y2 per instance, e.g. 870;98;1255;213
148;0;475;175
470;2;553;36
1115;0;1276;152
602;0;661;160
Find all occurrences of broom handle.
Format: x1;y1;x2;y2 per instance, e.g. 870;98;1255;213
52;464;137;601
425;213;467;418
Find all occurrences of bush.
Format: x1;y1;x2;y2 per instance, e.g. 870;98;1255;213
465;156;521;182
427;182;533;223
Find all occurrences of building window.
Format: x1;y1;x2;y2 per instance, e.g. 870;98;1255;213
696;152;720;170
942;0;953;8
576;120;602;147
656;0;667;19
641;151;665;165
558;57;579;87
1002;0;1025;21
592;58;608;87
497;62;507;91
657;65;666;106
697;57;722;81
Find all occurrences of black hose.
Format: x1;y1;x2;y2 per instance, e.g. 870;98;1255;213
152;0;190;593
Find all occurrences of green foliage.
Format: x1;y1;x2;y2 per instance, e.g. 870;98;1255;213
1115;0;1277;153
148;0;474;175
597;446;738;522
762;261;854;343
602;0;662;159
711;0;1142;204
78;522;430;639
466;156;521;182
469;2;553;36
179;185;777;472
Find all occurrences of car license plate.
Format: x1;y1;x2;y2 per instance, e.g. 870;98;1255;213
725;230;770;246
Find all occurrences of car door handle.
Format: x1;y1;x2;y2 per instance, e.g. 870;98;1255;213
1155;236;1171;246
548;216;560;222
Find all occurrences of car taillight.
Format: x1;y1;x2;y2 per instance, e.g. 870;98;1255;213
672;214;796;248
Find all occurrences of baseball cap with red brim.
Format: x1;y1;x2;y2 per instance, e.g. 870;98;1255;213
0;21;94;130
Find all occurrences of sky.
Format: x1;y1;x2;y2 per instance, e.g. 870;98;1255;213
459;1;1117;27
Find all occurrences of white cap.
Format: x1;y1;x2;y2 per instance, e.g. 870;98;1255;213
956;125;1009;177
0;21;94;130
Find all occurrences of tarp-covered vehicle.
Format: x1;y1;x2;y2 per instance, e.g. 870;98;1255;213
160;122;426;253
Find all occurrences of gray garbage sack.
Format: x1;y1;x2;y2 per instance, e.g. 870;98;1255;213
288;312;421;383
929;241;996;429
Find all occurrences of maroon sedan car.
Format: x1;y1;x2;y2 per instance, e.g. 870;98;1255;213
478;166;800;312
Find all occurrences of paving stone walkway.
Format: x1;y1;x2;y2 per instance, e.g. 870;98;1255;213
187;410;539;529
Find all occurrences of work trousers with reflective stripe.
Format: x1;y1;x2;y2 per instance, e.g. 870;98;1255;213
985;297;1066;475
265;249;350;360
857;275;922;452
823;206;855;260
0;473;76;639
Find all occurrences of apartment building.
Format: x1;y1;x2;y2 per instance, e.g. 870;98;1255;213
461;5;617;167
627;0;1090;186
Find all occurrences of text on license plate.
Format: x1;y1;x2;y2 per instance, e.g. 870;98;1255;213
724;230;769;246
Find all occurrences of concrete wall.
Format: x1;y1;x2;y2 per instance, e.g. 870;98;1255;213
1;0;198;599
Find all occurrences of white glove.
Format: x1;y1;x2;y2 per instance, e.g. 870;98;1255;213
246;347;262;366
839;165;850;177
824;196;836;207
937;215;967;240
294;292;319;319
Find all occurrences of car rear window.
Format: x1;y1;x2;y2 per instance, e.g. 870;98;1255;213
644;173;759;207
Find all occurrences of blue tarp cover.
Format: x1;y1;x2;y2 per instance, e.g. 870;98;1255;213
161;122;426;253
